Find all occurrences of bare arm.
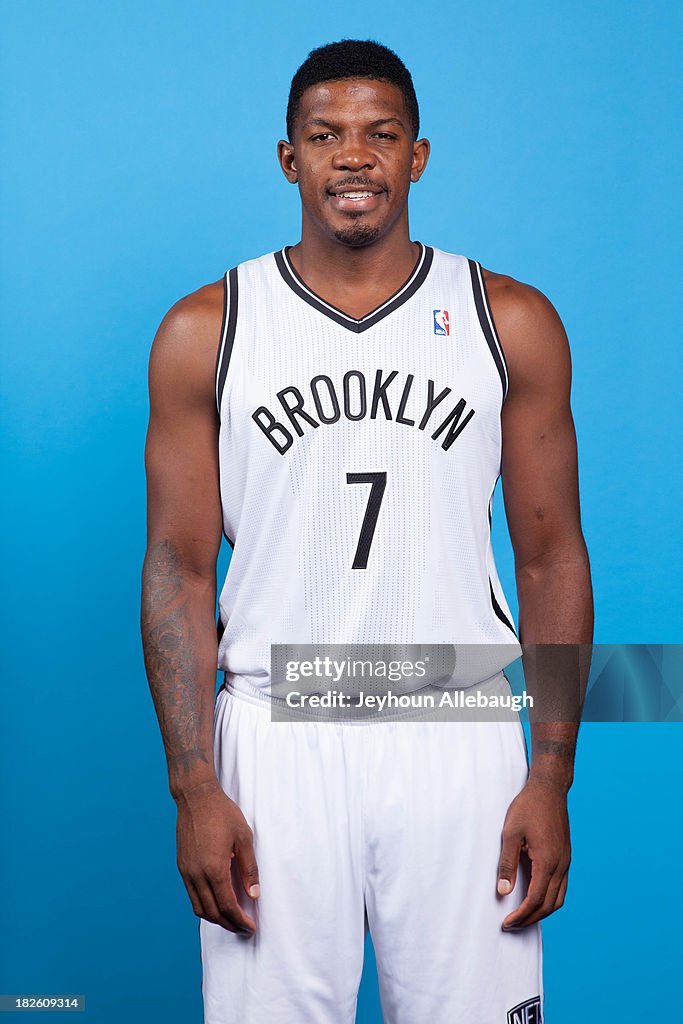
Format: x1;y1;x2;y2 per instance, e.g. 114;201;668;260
486;272;594;928
141;284;259;934
142;286;224;796
497;276;593;780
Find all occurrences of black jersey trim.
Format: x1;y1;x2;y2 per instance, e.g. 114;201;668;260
215;275;237;547
216;266;239;415
214;270;228;408
486;472;519;640
467;259;510;404
489;575;519;638
478;263;511;398
487;478;496;528
274;242;434;334
487;473;501;530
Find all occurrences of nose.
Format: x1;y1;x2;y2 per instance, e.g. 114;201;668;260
332;132;377;172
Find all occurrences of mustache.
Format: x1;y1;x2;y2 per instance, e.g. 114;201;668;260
327;177;387;191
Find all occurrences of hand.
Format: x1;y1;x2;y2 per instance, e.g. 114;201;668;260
175;779;260;935
496;778;571;930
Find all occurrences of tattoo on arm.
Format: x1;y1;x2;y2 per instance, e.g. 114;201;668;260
534;739;575;761
141;539;212;785
529;729;578;793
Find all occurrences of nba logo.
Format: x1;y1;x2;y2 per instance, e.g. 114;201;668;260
433;309;450;336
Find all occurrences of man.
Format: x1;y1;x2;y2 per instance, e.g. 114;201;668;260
141;39;593;1024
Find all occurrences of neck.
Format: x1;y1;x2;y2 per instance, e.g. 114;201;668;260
290;212;418;295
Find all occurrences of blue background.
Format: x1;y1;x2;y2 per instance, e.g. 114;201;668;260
1;1;681;1020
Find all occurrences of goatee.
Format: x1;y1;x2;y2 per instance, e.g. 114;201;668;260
332;221;382;247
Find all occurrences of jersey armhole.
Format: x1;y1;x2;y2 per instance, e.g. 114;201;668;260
215;266;239;417
466;258;510;405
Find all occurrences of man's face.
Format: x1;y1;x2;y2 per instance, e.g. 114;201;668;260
278;78;430;247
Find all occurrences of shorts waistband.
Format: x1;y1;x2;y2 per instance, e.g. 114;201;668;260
222;670;513;725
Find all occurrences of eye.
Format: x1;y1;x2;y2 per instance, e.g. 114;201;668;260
310;132;336;142
373;132;396;140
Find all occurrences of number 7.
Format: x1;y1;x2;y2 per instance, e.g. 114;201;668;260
346;471;387;569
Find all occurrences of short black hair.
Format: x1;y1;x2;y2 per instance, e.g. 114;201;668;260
286;39;420;142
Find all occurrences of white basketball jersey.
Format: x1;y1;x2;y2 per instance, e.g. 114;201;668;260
214;243;522;697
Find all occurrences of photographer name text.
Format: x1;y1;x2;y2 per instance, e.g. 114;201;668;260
284;689;532;712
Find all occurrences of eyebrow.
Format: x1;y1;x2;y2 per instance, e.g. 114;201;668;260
301;116;407;131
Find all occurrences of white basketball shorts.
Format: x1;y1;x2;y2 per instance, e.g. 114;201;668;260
200;674;543;1023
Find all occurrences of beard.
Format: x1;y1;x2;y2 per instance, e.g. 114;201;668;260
331;214;382;247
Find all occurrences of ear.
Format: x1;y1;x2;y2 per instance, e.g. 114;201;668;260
410;137;431;183
277;139;298;183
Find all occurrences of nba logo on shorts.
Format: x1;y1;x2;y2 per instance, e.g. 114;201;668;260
507;996;542;1024
433;309;450;335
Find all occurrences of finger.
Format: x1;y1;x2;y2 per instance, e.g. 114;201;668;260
234;829;260;900
497;825;524;896
207;863;257;934
502;858;555;930
191;877;238;930
518;856;570;926
183;876;206;920
197;875;255;935
553;872;568;912
516;869;565;928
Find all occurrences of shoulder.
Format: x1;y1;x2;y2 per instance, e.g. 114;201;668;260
482;268;562;336
153;278;225;360
148;278;225;405
481;267;572;392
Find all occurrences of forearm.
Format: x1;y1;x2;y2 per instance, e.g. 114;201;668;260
141;538;219;800
516;551;594;793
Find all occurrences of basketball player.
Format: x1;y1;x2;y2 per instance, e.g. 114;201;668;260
141;40;593;1024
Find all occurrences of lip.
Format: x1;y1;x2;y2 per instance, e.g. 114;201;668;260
327;188;385;212
327;185;385;196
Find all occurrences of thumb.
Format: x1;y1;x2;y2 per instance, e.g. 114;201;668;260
497;824;523;896
235;831;260;900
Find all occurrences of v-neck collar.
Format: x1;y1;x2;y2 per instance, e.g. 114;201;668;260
274;242;434;334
